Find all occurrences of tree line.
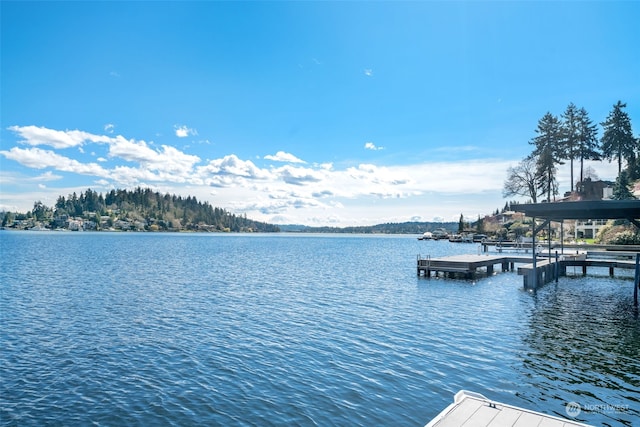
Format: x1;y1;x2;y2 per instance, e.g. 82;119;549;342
504;101;639;202
3;187;280;232
282;221;459;234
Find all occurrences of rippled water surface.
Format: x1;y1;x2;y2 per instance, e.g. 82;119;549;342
1;231;639;426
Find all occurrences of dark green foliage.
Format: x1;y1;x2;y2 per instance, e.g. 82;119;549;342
601;101;637;175
610;231;640;245
612;170;636;200
284;221;458;234
32;201;51;221
49;187;280;232
576;107;601;184
560;104;602;191
560;103;580;191
529;112;562;202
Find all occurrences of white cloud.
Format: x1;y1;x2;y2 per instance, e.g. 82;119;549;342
264;151;306;164
108;136;200;175
364;69;373;77
0;147;110;177
104;123;115;134
8;125;112;149
108;137;159;162
364;142;384;151
32;171;62;182
197;154;271;187
276;165;324;185
174;125;197;138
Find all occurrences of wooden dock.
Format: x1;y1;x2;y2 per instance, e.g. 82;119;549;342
418;252;640;292
417;254;531;279
425;390;592;427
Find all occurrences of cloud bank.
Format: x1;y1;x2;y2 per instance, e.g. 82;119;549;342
3;124;616;226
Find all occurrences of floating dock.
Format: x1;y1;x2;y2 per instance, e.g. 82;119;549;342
417;252;640;295
425;390;592;427
417;254;529;279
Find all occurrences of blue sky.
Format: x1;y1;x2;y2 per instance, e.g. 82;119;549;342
1;1;638;226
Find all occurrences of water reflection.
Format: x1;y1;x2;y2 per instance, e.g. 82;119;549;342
520;276;640;425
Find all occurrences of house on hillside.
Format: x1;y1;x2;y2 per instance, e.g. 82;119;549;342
571;178;614;240
575;178;614;201
495;210;525;225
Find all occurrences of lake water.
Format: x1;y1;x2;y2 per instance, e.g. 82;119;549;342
1;231;638;426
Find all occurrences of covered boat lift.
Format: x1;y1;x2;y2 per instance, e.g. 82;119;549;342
512;200;640;304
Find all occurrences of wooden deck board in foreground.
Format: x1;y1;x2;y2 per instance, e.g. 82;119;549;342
425;391;592;427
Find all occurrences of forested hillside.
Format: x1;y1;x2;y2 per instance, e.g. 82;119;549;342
3;187;280;232
281;221;458;234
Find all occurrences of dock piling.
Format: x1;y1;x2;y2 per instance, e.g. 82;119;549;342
634;254;639;307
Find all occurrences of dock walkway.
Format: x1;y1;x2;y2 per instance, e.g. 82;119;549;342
418;252;639;291
417;254;531;279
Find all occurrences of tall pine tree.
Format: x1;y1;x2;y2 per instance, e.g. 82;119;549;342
560;103;580;192
601;101;637;176
576;107;600;185
530;112;562;202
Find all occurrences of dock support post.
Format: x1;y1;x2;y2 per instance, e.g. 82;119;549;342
531;216;537;290
555;251;559;283
634;254;639;307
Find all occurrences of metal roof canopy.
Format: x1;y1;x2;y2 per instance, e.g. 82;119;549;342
513;200;640;223
511;200;640;291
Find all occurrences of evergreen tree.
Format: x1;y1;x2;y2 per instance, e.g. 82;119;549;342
601;101;637;176
576;107;600;184
560;103;580;192
530;112;562;202
612;170;636;200
32;201;49;221
629;134;640;180
458;214;464;233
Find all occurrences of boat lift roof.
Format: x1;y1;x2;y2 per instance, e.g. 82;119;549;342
512;200;640;222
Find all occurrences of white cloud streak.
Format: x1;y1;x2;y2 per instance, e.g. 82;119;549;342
8;125;112;149
264;151;306;163
1;147;109;176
